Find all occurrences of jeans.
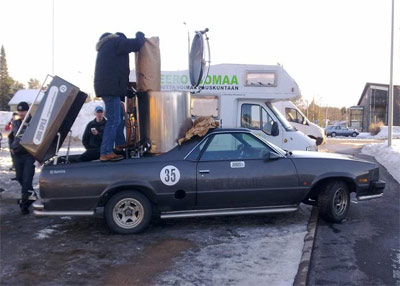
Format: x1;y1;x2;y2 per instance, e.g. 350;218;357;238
14;153;35;206
101;96;125;156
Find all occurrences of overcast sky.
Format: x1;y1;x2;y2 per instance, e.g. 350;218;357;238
1;0;399;107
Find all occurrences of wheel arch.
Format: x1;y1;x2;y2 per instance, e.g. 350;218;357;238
306;175;357;201
97;181;158;208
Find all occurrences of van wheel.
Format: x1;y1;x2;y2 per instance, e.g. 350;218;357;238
318;181;350;223
331;132;336;137
105;191;152;234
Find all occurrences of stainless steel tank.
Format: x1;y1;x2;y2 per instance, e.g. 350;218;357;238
137;91;191;154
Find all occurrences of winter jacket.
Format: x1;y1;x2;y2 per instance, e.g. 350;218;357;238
10;117;31;155
94;32;145;98
82;118;107;150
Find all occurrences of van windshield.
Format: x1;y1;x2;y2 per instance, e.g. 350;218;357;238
266;102;295;131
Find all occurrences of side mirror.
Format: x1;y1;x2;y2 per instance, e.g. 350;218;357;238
265;151;281;161
271;122;279;137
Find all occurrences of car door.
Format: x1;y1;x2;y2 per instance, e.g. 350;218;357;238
196;132;300;209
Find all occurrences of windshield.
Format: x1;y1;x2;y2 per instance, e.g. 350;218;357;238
266;102;295;131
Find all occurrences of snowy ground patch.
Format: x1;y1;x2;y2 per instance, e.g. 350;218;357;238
362;139;400;183
358;126;400;139
156;209;311;286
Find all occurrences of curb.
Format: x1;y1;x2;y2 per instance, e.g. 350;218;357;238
293;206;319;286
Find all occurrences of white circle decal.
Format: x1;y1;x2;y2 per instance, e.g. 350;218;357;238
160;165;181;186
59;85;67;93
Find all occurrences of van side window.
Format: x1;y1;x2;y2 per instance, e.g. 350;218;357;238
245;72;276;86
285;108;305;125
241;104;276;135
262;108;275;135
241;104;261;129
191;95;219;118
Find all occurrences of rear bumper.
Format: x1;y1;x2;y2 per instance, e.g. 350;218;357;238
33;199;95;216
357;180;385;201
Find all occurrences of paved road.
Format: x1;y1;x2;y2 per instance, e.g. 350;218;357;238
308;138;400;286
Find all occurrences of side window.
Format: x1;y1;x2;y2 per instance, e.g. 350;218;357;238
262;108;275;135
241;104;277;136
241;104;261;129
285;108;297;122
285;108;304;124
200;133;271;161
185;139;208;161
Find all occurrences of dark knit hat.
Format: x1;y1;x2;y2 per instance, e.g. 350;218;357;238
17;101;29;111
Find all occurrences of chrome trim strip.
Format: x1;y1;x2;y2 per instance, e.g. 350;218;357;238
356;193;383;201
32;201;44;211
33;210;95;217
160;206;298;219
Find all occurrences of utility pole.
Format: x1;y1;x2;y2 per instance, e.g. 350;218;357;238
325;105;329;127
388;0;394;146
52;0;55;75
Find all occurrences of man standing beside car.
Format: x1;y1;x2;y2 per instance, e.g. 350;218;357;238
80;106;107;162
10;101;37;215
94;31;146;162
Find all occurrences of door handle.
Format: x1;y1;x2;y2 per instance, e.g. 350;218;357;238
199;170;210;174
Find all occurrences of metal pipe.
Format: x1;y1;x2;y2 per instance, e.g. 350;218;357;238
388;0;394;147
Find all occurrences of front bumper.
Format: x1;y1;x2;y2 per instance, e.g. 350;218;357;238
356;180;385;201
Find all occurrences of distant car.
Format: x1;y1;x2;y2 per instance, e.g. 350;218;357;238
33;128;384;234
326;126;359;137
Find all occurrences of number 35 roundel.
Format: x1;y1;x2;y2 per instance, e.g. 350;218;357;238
160;165;181;186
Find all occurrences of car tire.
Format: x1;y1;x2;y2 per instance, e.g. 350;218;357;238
105;190;152;234
331;132;336;137
352;132;357;137
318;181;350;223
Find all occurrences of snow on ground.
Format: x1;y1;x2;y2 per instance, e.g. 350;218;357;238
362;139;400;183
155;218;309;286
357;126;400;139
0;111;13;126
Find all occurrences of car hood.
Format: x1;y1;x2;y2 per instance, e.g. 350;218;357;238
288;150;369;163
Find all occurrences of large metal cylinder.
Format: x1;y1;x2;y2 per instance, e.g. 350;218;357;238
137;91;191;154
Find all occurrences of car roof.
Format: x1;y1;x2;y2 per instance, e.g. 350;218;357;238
208;127;251;134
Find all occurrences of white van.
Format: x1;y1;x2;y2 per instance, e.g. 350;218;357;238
273;101;326;145
130;64;317;151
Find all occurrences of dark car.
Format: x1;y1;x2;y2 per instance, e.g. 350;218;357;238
326;125;359;137
33;128;384;234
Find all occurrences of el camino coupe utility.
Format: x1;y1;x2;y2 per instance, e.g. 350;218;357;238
33;129;385;234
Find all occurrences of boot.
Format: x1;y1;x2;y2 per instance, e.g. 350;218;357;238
100;152;124;162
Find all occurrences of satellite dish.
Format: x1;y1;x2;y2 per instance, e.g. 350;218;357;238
189;29;209;88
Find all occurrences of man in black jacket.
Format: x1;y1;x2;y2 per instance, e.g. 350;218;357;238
94;31;145;162
10;101;36;215
80;105;107;161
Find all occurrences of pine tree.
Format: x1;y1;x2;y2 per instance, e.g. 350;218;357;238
0;45;13;110
28;78;41;89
